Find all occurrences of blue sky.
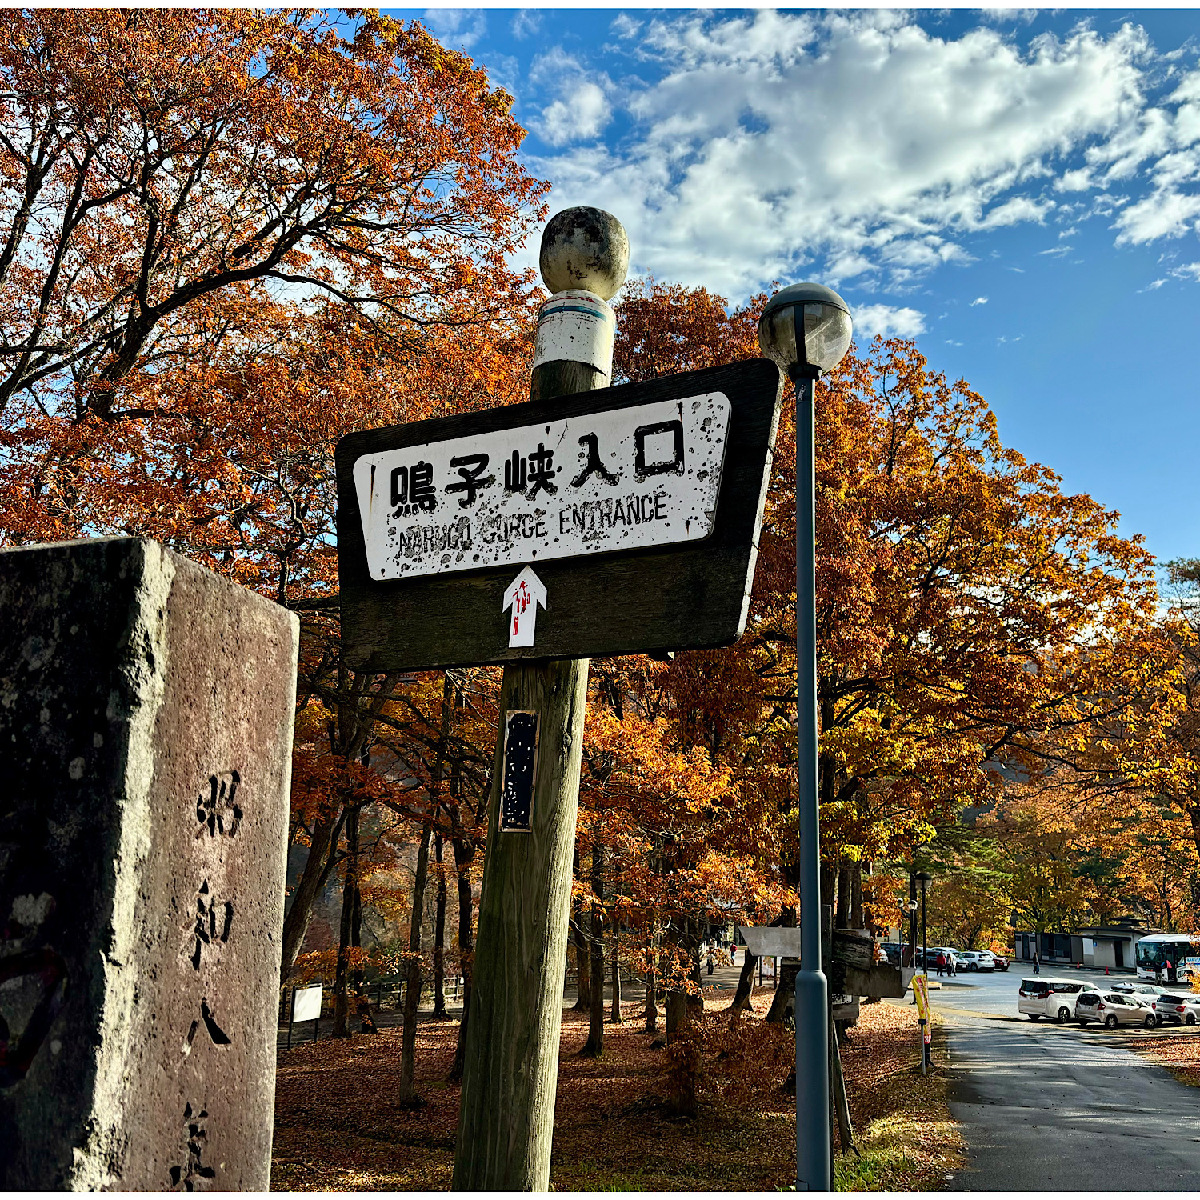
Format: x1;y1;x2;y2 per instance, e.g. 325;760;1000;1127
398;7;1200;572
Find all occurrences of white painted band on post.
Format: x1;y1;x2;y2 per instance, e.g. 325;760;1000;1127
532;289;615;376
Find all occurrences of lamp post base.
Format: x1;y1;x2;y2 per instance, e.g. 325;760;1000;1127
795;967;831;1192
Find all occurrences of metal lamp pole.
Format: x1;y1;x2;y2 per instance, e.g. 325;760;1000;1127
792;361;828;1191
758;284;853;1194
917;870;931;1071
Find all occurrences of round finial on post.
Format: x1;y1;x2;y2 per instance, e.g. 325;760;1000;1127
539;207;629;300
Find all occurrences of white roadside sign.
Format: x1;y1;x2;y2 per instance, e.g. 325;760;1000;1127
352;393;731;581
292;983;323;1023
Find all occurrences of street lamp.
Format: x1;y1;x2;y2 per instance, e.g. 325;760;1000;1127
916;871;932;1073
758;282;852;1193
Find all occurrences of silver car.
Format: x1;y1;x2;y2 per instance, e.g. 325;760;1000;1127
1152;991;1200;1026
1112;982;1164;1006
959;950;996;972
1076;989;1156;1029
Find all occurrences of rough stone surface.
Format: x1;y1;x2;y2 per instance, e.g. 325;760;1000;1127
539;206;629;299
0;537;298;1190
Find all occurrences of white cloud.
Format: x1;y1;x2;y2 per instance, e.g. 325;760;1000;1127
529;48;613;147
510;10;540;41
527;12;1155;298
1114;189;1200;244
973;195;1054;229
539;83;611;147
423;8;486;51
853;304;928;339
610;14;641;41
970;296;989;306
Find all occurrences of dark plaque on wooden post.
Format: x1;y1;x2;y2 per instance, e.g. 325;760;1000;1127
335;358;782;670
499;711;539;832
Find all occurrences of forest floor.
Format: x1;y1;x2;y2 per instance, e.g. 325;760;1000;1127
271;984;961;1191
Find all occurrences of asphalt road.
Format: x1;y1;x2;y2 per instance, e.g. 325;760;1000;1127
932;966;1200;1190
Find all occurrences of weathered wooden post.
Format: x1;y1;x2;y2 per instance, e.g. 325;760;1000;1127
335;212;782;1200
452;207;629;1191
0;537;297;1189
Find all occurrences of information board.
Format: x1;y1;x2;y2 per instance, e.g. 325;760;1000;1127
336;358;782;671
292;983;323;1024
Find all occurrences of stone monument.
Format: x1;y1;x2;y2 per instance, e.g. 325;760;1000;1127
0;537;298;1189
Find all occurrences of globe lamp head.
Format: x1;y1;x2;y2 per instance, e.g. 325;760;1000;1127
757;282;853;377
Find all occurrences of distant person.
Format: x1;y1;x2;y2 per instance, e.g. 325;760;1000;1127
947;953;956;977
1155;964;1163;985
1168;959;1178;985
936;951;946;977
1034;953;1040;975
707;951;714;976
730;943;736;966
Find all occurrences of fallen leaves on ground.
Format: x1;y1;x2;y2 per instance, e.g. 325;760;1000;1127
272;988;963;1191
834;1001;966;1191
1114;1024;1200;1087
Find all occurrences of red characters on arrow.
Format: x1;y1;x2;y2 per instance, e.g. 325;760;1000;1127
503;567;547;647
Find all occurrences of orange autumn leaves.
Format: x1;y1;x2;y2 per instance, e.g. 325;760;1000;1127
0;8;1184;982
587;280;1173;952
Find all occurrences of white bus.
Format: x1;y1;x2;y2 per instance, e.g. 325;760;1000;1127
1135;933;1200;981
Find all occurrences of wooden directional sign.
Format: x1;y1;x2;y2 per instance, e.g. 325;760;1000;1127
336;358;782;671
739;926;804;959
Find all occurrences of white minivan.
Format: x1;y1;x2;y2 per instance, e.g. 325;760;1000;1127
1018;977;1089;1023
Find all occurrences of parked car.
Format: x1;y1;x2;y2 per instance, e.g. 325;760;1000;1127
1018;977;1089;1023
990;951;1011;972
1152;992;1200;1026
880;941;902;966
1076;989;1156;1029
959;951;996;972
927;947;970;971
1112;982;1164;1006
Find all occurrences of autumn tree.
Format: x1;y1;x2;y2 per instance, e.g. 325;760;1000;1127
608;280;1171;981
0;8;547;1054
0;9;541;428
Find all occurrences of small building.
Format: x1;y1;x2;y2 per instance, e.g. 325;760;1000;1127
1013;923;1152;972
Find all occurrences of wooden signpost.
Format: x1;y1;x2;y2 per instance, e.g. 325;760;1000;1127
335;358;782;671
335;207;783;1193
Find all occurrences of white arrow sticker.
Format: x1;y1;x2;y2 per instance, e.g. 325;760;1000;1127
503;566;547;647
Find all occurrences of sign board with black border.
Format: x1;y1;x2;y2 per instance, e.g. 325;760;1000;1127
335;358;782;671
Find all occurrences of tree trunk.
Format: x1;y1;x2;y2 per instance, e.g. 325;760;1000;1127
400;672;454;1102
687;917;704;1020
644;962;658;1033
727;947;759;1022
399;815;433;1101
835;861;851;929
666;917;704;1042
332;806;359;1037
609;921;623;1023
830;1013;855;1155
572;896;591;1010
433;831;448;1018
280;813;340;979
850;862;863;930
766;958;799;1023
581;843;605;1056
665;989;690;1042
571;844;591;1011
448;826;475;1083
